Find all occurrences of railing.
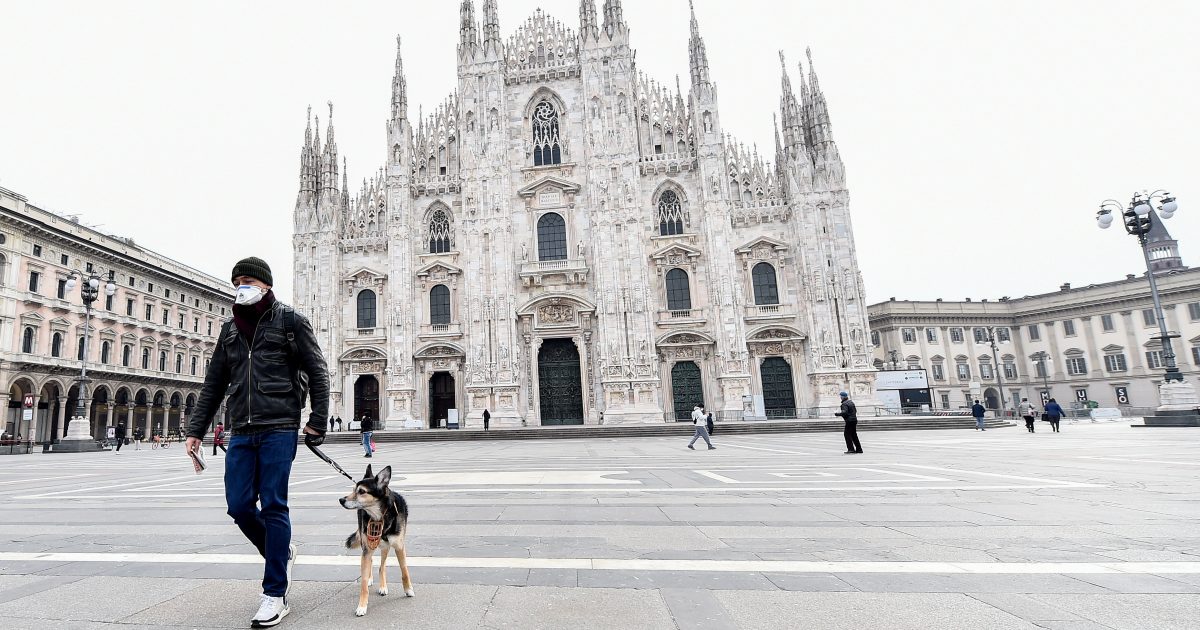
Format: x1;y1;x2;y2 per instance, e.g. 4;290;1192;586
357;328;381;337
0;440;35;455
669;309;693;319
431;324;449;333
529;259;569;271
754;304;780;314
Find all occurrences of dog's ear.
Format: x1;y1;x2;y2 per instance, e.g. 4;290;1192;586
375;465;392;488
363;464;374;480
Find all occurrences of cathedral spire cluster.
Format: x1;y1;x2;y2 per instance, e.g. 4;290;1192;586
392;35;408;121
687;0;710;87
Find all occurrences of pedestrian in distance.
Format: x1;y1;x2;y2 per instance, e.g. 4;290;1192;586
336;416;342;431
114;422;127;453
972;399;987;431
213;422;227;456
1018;398;1036;433
688;405;715;450
835;391;863;454
483;408;491;431
133;426;144;450
706;410;715;436
1044;398;1065;433
185;256;330;629
360;414;375;458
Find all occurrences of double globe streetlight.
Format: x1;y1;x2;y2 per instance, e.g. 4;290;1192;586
1097;191;1198;423
56;269;117;448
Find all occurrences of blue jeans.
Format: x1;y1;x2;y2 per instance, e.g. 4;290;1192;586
362;431;374;455
975;416;986;429
225;429;297;597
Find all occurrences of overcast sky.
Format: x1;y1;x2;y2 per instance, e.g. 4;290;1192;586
2;0;1196;304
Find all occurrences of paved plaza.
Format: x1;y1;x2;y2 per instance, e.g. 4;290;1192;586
0;422;1198;629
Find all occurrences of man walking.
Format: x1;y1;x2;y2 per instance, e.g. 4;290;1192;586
185;257;329;628
483;408;491;431
972;399;987;431
360;414;375;458
835;391;863;454
114;422;126;453
1018;398;1036;433
1044;398;1065;433
687;405;715;450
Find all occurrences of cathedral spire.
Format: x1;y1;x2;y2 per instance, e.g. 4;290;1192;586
687;0;710;87
481;0;501;55
299;105;315;195
778;51;805;157
391;35;408;121
341;156;349;212
459;0;479;60
580;0;599;42
806;47;834;148
322;101;339;196
602;0;626;38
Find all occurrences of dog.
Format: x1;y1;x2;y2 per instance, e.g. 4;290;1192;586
340;464;415;616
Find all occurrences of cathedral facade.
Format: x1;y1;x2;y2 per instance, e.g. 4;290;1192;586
292;0;877;429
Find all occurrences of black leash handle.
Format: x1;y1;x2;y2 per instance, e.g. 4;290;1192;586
306;441;356;482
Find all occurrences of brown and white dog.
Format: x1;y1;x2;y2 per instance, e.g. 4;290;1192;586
339;464;414;616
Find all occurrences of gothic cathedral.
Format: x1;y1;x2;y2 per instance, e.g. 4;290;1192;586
292;0;876;429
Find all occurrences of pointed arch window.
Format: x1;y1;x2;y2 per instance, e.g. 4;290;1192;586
357;290;377;329
657;189;684;236
531;101;562;166
430;284;451;325
537;213;568;261
752;262;780;305
665;268;692;311
51;332;63;358
22;327;35;353
428;208;451;253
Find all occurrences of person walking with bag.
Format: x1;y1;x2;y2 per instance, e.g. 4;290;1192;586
835;391;863;454
1044;398;1065;433
213;422;227;456
185;257;329;628
687;405;715;450
1018;398;1036;433
360;414;375;458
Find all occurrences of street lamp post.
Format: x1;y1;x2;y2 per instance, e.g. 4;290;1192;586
1033;351;1051;403
985;326;1009;416
1097;191;1200;424
58;269;117;447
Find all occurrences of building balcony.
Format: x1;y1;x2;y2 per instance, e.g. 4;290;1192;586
743;303;795;322
48;298;74;313
418;322;463;340
656;308;706;326
20;291;46;307
410;174;461;197
519;258;589;288
351;327;385;341
638;152;698;176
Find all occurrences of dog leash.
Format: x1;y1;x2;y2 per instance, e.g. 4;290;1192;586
305;441;356;483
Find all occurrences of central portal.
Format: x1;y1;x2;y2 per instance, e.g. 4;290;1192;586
537;338;584;425
429;372;455;429
354;375;380;425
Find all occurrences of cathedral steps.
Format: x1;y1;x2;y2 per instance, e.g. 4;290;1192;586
312;417;1015;444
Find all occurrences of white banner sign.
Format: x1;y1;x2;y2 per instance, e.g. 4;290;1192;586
874;369;929;390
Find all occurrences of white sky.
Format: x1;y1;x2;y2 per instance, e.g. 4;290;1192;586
1;0;1196;304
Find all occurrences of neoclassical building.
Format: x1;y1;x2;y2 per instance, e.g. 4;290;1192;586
1;185;234;443
293;1;876;428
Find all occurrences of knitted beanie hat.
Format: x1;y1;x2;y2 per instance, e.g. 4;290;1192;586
231;256;273;287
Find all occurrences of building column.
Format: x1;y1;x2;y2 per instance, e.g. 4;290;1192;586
106;404;115;429
57;396;68;439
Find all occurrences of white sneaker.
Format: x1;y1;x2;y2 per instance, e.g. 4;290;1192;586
251;594;289;628
286;544;296;596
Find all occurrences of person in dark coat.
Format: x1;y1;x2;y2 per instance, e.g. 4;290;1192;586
360;415;375;457
483;409;491;431
835;391;863;454
971;400;987;431
1044;398;1065;433
705;411;715;436
114;422;127;453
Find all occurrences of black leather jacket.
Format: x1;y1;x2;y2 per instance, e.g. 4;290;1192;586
187;302;329;439
835;399;858;422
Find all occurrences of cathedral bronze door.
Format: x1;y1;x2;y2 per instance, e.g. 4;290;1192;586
429;372;455;429
671;361;704;422
354;375;379;426
760;357;796;417
537;339;584;425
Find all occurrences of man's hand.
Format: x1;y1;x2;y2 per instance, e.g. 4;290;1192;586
303;424;325;447
185;436;201;453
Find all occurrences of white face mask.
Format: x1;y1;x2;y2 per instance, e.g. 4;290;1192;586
234;285;264;306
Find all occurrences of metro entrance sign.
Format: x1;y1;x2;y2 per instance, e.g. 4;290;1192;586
22;394;34;421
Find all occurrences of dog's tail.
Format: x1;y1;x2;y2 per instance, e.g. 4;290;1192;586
344;532;358;549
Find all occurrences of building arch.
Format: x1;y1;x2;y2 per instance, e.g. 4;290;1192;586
524;88;568;166
423;202;454;253
652;181;688;236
